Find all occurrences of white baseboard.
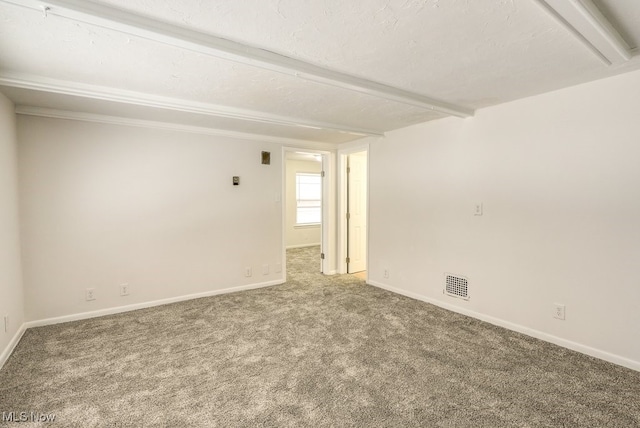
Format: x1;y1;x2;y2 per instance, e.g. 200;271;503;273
25;279;285;329
0;323;27;370
286;243;321;249
368;280;640;373
12;277;638;373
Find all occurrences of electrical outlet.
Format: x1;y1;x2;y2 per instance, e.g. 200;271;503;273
245;267;252;277
275;263;282;273
86;288;96;301
553;303;566;320
3;315;8;333
262;264;269;275
120;283;130;296
474;203;483;216
384;269;389;279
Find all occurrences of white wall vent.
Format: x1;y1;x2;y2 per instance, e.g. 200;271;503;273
444;273;469;300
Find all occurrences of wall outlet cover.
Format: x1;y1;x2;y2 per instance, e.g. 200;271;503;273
553;303;566;320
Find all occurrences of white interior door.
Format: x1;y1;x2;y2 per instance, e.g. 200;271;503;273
347;151;367;273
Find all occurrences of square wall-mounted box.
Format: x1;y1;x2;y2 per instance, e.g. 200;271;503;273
261;151;271;165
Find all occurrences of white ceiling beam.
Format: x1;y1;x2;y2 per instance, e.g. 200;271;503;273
15;106;338;147
534;0;632;65
0;72;383;137
0;0;473;118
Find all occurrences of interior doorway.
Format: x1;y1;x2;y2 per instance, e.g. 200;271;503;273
344;150;368;275
283;150;325;276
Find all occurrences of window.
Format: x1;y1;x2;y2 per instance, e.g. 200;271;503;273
296;172;321;225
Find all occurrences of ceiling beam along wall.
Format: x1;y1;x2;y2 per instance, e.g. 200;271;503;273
15;105;336;147
0;72;384;137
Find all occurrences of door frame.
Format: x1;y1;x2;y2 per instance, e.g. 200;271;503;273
337;144;370;276
281;147;336;278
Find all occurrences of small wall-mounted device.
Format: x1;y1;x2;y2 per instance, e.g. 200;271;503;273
261;151;271;165
233;176;240;186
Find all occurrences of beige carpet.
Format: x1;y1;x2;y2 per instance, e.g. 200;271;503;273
1;246;639;427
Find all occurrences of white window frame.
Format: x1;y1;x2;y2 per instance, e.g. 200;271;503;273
295;172;322;226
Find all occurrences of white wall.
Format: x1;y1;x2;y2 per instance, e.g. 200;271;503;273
18;117;284;321
365;69;640;370
285;158;321;248
0;92;24;364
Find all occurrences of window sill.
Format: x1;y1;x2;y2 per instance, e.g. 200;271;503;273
294;223;320;229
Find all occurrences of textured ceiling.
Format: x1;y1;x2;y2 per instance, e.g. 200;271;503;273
1;0;640;145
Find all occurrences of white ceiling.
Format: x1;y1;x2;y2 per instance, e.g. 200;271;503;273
286;151;322;163
1;0;639;145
